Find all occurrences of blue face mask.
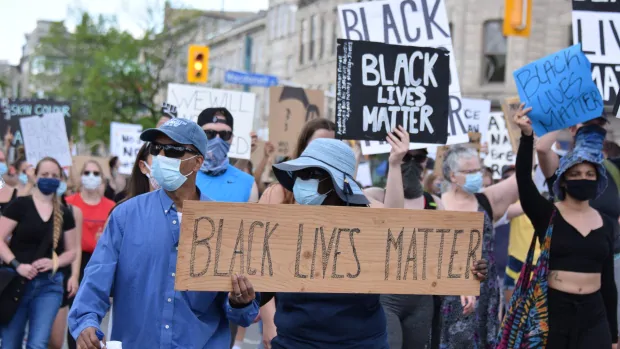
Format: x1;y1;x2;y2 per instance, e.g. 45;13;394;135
0;163;8;176
18;173;28;185
201;137;230;175
152;155;196;192
37;178;61;196
293;177;331;205
56;181;67;196
462;172;483;194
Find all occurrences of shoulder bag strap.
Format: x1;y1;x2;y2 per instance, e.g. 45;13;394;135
517;209;556;292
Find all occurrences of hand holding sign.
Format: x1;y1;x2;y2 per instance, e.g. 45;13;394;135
228;274;256;307
513;103;534;137
387;126;410;166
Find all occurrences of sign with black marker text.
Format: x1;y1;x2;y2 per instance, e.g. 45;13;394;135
20;113;72;167
110;122;144;175
483;112;514;179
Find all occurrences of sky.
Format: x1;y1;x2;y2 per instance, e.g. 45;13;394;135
0;0;269;65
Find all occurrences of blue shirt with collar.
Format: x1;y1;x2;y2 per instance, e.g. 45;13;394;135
68;188;259;349
196;164;254;202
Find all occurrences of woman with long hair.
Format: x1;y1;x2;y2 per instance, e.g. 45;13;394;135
438;143;519;348
508;106;618;348
0;157;77;348
115;142;158;207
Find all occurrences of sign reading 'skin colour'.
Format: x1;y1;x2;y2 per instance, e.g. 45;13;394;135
175;202;483;296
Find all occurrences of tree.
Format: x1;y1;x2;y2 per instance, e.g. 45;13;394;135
36;5;200;144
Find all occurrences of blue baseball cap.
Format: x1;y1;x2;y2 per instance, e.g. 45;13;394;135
272;138;369;205
140;118;208;156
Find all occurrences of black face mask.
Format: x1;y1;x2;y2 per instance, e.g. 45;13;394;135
564;179;598;202
401;161;424;199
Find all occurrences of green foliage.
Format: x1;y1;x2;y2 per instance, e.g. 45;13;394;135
35;8;199;144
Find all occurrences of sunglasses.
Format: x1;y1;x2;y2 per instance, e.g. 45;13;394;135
295;168;328;181
83;171;100;177
149;142;199;159
204;130;233;141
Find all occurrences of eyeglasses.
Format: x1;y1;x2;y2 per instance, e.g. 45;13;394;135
149;142;199;159
83;171;100;177
204;130;233;141
458;168;482;175
295;168;328;181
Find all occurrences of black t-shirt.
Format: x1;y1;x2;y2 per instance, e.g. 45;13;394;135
547;157;620;253
4;196;76;264
0;188;18;215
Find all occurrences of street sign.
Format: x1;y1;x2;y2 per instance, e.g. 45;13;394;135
225;70;278;88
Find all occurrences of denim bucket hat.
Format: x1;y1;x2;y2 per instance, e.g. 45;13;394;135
553;125;608;200
272;138;369;205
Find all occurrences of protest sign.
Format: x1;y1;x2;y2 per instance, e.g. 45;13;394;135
20;113;72;167
269;87;325;157
461;98;491;140
110;122;143;175
514;44;604;136
175;202;483;295
338;0;469;148
0;98;71;148
501;96;523;153
335;39;450;144
572;0;620;107
483;112;514;179
167;83;256;159
614;96;620;118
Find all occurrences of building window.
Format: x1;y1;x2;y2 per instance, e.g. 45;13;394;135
300;19;308;65
568;24;573;46
482;20;507;83
310;15;318;61
319;17;325;58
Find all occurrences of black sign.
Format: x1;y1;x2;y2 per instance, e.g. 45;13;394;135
0;99;72;147
572;0;619;12
335;39;450;143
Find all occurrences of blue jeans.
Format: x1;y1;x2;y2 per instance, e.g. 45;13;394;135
0;272;64;349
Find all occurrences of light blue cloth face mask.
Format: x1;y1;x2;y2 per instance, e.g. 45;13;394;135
152;155;196;192
462;172;483;194
293;177;331;205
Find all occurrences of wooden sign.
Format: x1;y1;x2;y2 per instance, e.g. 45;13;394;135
175;202;483;296
501;96;523;153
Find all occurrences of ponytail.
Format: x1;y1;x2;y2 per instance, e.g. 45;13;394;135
51;192;63;275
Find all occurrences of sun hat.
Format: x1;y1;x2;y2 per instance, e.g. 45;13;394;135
553;124;608;200
272;138;369;205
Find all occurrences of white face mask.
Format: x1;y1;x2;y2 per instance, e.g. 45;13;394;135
81;174;102;190
141;161;161;190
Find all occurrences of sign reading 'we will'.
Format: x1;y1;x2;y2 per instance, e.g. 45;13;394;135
335;39;450;143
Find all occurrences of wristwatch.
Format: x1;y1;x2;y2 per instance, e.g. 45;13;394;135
9;258;20;270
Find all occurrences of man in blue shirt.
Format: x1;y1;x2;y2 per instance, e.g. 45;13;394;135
69;118;259;349
196;108;258;202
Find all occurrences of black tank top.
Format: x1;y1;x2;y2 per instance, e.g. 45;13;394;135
0;188;18;215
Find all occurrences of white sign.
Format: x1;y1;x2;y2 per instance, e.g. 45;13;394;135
339;0;469;155
483;112;515;179
461;98;491;141
20;112;72;167
110;122;143;175
167;83;256;160
356;162;373;188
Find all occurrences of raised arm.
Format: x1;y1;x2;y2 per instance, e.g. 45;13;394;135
535;130;561;179
383;126;409;209
482;174;518;222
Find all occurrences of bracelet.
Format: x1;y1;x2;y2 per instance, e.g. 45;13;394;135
9;258;20;270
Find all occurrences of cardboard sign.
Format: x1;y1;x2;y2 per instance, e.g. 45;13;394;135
335;39;450;144
20;113;72;167
514;44;604;136
461;98;491;141
175;202;483;296
572;0;620;107
338;0;469;148
0;98;71;148
166;84;256;160
483;112;515;179
269;87;324;157
501;96;523;153
110;122;143;175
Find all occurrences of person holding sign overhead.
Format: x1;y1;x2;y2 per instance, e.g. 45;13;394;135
68;119;259;349
196;108;259;203
504;105;618;348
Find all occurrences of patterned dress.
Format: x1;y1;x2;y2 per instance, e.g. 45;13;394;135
438;204;500;349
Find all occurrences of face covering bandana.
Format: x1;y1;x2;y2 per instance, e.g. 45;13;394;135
293;177;331;205
142;161;161;190
564;179;598;201
201;137;230;176
461;172;483;194
56;181;67;196
152;155;196;192
19;173;28;185
0;163;8;176
37;178;61;195
401;161;424;199
81;174;102;190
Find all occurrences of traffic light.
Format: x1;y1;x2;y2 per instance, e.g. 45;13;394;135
187;45;209;84
503;0;532;37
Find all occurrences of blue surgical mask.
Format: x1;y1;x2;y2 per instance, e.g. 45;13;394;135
56;181;67;196
293;177;331;205
0;163;7;176
152;155;196;192
18;173;28;185
462;172;483;194
37;178;61;196
201;137;230;175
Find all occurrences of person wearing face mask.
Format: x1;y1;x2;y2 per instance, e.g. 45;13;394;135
113;142;160;209
69;118;259;349
438;141;519;348
0;157;77;348
195;108;258;203
508;105;618;348
12;158;36;197
0;153;17;214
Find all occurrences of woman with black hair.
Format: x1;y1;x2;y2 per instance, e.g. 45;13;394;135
104;156;126;202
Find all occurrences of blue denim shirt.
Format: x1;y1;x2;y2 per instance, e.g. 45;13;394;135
68;188;259;348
